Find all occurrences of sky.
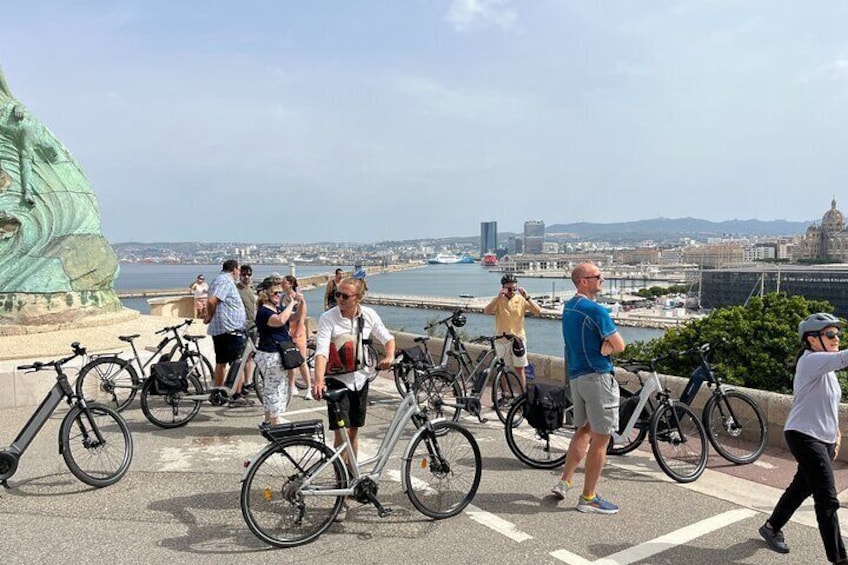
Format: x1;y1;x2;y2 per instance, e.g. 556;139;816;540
4;1;848;243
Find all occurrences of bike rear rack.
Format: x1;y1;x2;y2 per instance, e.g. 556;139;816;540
260;419;324;444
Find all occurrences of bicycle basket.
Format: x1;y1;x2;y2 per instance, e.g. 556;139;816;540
149;360;189;395
260;419;324;443
523;383;567;432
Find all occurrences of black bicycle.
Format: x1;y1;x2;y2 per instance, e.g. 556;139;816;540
75;319;213;412
392;309;468;397
0;343;134;488
613;343;767;465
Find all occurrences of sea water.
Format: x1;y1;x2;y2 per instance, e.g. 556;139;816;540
117;263;665;355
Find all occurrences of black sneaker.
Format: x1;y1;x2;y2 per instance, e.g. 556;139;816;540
759;524;789;554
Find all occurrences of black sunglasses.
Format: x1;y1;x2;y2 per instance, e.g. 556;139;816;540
821;330;842;339
334;291;354;300
583;275;602;280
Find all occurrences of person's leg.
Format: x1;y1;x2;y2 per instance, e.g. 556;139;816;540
561;424;590;484
582;431;611;498
212;335;226;386
768;431;814;531
797;435;845;563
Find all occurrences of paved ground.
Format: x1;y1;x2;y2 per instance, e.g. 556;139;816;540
1;375;845;565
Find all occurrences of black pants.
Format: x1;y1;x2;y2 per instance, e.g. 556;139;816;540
768;429;845;563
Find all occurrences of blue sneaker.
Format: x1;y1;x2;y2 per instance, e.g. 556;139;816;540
577;494;619;514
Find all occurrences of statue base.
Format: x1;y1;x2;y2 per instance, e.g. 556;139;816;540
0;291;131;333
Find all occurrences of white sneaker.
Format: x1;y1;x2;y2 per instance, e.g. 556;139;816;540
303;390;314;401
289;385;298;398
551;480;572;500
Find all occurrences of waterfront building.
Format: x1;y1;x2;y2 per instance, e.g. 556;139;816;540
700;265;848;318
524;220;545;254
796;197;848;262
480;221;497;257
681;243;745;268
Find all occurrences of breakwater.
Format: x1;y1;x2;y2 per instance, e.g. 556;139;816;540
363;293;701;330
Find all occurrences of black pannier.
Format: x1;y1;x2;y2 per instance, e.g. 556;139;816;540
523;383;567;432
149;360;190;395
399;346;430;369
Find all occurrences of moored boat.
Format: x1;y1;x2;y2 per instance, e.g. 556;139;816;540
428;253;475;265
481;253;498;267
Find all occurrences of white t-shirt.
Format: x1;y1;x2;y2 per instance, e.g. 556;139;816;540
192;281;209;299
315;306;393;391
785;349;848;444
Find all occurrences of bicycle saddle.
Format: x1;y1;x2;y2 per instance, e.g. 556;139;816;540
324;387;348;404
183;334;206;342
118;334;140;342
620;363;651;374
413;336;431;343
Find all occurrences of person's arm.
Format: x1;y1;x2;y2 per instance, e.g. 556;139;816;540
519;288;542;316
293;293;307;323
268;299;297;327
204;295;218;324
601;331;626;355
379;339;396;370
312;315;333;398
483;292;504;315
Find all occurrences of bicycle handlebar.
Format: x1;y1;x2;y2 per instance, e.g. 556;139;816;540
17;342;87;371
155;318;194;335
423;309;464;331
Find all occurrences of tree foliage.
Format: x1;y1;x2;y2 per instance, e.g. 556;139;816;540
622;293;836;394
635;284;688;298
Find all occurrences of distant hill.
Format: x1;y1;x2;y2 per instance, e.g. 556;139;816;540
545;217;811;240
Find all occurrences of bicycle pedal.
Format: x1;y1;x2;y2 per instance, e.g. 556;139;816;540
477;415;488;424
376;506;393;518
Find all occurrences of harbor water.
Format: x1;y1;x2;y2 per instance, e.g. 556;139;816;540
117;263;666;356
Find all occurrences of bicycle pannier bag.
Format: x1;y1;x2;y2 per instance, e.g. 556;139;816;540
399;346;429;369
150;360;190;395
274;340;305;370
523;383;566;432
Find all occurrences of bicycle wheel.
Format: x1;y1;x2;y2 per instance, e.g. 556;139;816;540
491;368;523;424
703;390;767;465
241;438;346;548
60;403;133;487
504;395;569;469
393;361;415;397
253;363;266;403
607;388;650;456
140;373;203;429
649;402;707;483
416;369;462;423
75;356;140;412
404;421;481;519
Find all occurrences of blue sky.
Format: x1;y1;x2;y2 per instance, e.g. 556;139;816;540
4;1;848;243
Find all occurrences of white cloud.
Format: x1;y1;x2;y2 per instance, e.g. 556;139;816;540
445;0;517;32
803;58;848;82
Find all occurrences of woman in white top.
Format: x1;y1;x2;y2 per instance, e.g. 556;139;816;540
759;313;847;564
189;274;209;319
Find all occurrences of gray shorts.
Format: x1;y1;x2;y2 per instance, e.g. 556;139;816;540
569;372;619;435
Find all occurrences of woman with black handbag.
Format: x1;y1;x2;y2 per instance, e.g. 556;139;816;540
254;281;299;425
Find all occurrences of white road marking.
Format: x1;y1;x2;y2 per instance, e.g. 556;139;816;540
550;508;756;564
752;459;776;470
465;504;533;543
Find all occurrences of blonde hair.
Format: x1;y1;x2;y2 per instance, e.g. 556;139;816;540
339;277;367;299
258;285;282;305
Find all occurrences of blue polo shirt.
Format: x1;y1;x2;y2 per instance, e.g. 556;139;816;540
562;295;618;380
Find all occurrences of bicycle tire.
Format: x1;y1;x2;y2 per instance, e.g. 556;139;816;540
416;369;462;423
491;368;523;425
504;395;569;469
60;403;133;487
649;402;708;483
75;356;141;413
607;388;650;456
140;373;203;429
404;421;481;519
241;438;346;548
703;390;767;465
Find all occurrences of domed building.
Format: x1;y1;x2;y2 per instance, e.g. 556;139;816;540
797;198;848;262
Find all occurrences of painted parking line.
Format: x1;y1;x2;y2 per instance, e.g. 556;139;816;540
550;508;756;564
465;504;534;543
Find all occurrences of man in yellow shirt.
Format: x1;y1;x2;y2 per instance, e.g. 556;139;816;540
483;273;542;388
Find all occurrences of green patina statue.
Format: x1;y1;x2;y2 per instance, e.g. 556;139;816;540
0;65;121;324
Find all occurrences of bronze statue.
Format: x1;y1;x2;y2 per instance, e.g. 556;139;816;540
0;65;121;324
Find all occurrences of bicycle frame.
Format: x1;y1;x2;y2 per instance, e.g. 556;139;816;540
611;368;663;445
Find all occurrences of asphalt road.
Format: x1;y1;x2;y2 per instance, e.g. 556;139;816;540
0;377;844;565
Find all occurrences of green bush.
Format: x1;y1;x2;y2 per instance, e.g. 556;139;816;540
622;293;837;395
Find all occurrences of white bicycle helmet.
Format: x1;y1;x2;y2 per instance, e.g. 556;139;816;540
798;312;842;339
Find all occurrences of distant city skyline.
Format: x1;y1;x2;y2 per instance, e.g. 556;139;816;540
5;2;848;243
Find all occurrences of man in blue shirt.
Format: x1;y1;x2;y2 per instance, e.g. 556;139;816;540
551;262;625;514
204;259;247;396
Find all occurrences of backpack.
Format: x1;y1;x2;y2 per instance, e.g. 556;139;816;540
523;383;567;432
149;360;190;395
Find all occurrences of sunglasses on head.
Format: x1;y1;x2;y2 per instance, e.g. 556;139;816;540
821;330;842;339
334;291;355;300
